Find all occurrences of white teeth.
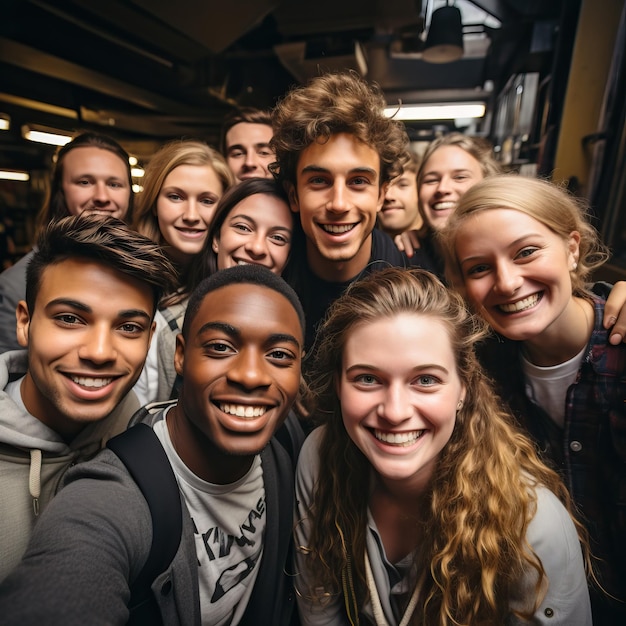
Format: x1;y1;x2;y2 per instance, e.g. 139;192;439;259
321;223;355;234
237;260;251;265
432;201;456;211
71;376;112;388
220;403;267;418
499;294;539;313
374;430;424;446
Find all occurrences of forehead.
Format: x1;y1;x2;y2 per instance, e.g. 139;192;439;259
62;146;128;177
424;145;482;172
35;257;154;309
344;313;457;366
297;133;381;175
225;123;273;147
226;194;291;222
162;163;222;190
191;283;303;343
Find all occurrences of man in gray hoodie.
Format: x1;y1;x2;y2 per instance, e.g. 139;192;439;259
0;213;175;582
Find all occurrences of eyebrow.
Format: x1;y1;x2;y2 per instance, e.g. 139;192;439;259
300;165;378;178
345;363;449;375
228;213;292;232
227;142;272;152
459;234;544;264
197;321;301;349
45;298;151;320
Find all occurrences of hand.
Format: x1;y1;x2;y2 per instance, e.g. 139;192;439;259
603;281;626;344
393;230;421;258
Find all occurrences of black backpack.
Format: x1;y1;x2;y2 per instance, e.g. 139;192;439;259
107;412;306;626
107;423;182;626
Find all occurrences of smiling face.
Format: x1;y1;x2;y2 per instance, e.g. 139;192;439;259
173;283;303;469
61;146;131;220
16;258;155;440
225;122;275;182
419;146;484;232
156;164;224;267
338;313;464;492
213;193;293;274
380;170;421;236
289;132;385;282
454;208;580;345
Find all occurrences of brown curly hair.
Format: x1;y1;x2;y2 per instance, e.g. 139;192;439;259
270;71;409;188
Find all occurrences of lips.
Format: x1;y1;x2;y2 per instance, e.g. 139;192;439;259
219;403;268;418
431;201;457;212
320;223;356;234
373;429;425;446
497;292;541;313
175;227;206;237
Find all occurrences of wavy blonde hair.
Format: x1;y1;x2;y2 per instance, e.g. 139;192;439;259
301;267;592;624
132;139;235;305
438;174;610;298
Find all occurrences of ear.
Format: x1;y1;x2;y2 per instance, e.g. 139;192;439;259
174;333;185;377
212;237;219;254
287;184;300;214
147;320;156;347
15;300;31;348
568;230;581;267
376;182;388;214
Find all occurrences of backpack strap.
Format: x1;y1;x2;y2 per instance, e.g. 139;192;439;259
107;423;183;626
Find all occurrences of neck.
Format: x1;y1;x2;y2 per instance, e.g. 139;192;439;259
524;296;594;366
306;236;373;283
167;404;254;484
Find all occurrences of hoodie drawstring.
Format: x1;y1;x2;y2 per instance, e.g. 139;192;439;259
29;449;42;516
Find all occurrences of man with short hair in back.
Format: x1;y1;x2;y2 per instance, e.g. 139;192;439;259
0;213;176;582
221;107;275;182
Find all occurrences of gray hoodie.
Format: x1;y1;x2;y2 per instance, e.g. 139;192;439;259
0;349;139;582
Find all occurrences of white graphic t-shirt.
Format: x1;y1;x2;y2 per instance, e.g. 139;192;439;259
154;415;265;625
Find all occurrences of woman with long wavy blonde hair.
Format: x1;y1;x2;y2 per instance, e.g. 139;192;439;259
294;267;592;625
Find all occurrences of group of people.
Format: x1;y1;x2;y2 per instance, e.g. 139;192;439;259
0;70;624;625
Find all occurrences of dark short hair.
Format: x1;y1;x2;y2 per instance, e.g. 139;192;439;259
182;264;305;340
35;132;134;235
26;214;178;315
220;107;273;155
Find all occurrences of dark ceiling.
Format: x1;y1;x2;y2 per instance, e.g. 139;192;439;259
0;0;565;169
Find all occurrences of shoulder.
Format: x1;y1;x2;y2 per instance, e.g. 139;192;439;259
295;427;324;497
370;229;405;267
522;485;591;623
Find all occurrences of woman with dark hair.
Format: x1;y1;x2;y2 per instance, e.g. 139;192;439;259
0;131;133;353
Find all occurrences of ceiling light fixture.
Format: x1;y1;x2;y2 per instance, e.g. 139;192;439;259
0;170;30;182
384;103;485;120
0;113;10;131
22;124;73;146
423;2;464;63
131;167;145;178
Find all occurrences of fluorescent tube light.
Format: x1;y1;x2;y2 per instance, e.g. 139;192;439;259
384;103;486;121
22;125;73;146
0;170;30;182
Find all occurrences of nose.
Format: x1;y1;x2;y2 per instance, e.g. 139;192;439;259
182;199;201;223
493;261;523;295
243;150;257;171
377;382;413;424
245;233;268;259
327;182;349;213
92;181;112;205
434;176;451;195
384;187;397;205
78;325;117;364
227;348;271;390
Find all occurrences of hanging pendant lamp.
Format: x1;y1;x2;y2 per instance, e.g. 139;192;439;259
423;3;464;63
